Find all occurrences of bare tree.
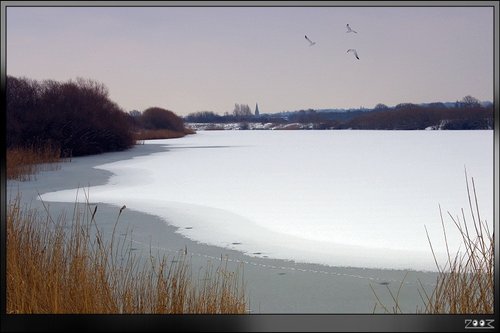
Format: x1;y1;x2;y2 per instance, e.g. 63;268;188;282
460;95;481;108
233;103;252;117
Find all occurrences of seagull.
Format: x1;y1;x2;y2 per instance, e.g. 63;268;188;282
304;35;316;46
347;49;359;60
346;24;358;33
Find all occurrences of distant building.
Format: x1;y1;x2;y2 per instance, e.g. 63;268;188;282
255;103;260;116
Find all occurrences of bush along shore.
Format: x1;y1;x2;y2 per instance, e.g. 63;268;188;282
6;75;194;160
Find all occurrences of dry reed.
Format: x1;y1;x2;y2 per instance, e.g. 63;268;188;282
6;193;247;314
421;172;494;314
6;144;63;181
134;129;194;141
371;171;494;314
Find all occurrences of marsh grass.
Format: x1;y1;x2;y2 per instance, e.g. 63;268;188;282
6;144;64;181
371;172;494;314
6;193;247;314
134;129;195;141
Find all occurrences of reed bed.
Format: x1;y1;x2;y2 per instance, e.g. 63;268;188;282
371;172;494;314
134;129;195;141
6;194;247;314
6;144;63;181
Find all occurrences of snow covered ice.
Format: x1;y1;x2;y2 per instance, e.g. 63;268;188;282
40;130;494;271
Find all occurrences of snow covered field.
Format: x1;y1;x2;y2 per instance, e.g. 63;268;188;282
40;130;493;271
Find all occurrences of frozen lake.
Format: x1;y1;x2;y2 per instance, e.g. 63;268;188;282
40;130;494;271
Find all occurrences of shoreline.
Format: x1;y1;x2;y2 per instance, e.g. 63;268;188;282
7;141;439;313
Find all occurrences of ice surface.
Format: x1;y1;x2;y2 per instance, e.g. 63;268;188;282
40;130;494;271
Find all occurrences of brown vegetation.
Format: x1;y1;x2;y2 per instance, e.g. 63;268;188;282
134;129;193;141
6;194;247;314
7;75;197;158
141;107;186;132
129;107;195;140
371;173;493;314
6;144;63;181
7;76;135;156
421;173;493;314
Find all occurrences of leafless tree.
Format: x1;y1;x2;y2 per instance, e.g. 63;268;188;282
460;95;481;108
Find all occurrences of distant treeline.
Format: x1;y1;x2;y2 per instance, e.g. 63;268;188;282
185;104;258;123
185;97;493;130
346;102;493;130
6;76;191;157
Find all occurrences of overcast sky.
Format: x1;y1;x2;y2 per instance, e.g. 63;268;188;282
6;4;494;116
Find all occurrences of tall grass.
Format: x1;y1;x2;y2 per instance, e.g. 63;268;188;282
6;144;63;181
371;172;494;314
421;172;494;314
134;128;195;141
6;194;247;314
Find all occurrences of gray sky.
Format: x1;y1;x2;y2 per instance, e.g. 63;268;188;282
6;5;494;116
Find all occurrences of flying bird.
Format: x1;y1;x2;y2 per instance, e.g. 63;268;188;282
304;35;316;46
346;24;358;33
347;49;359;60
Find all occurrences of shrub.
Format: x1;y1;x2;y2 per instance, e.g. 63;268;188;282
141;107;186;133
6;76;135;156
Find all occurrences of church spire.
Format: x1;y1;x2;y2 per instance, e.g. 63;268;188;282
255;103;260;116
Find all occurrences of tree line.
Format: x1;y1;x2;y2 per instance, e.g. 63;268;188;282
6;76;190;157
346;99;493;130
184;96;493;130
185;103;258;123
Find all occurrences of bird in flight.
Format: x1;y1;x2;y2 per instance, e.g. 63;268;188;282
347;49;359;60
305;35;316;46
346;24;358;33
